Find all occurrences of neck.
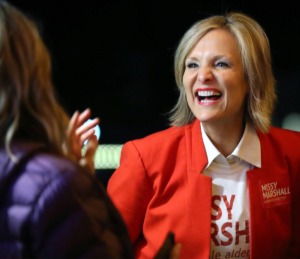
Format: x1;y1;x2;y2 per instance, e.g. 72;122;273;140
202;119;246;157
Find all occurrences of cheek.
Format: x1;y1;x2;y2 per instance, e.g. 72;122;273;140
182;77;189;95
182;73;188;87
225;75;248;97
183;72;194;91
183;80;193;101
229;85;248;110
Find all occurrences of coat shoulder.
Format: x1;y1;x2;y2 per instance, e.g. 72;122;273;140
131;124;189;147
264;127;300;147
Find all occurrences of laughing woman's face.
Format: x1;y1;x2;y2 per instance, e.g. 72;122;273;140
183;29;248;127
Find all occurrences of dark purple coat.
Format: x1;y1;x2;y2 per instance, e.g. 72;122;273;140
0;140;133;258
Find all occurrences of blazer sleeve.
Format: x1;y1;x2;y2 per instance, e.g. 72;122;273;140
107;141;153;243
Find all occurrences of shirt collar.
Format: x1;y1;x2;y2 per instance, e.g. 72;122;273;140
201;123;220;168
201;122;261;168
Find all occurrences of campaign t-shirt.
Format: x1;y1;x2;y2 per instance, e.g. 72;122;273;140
201;122;261;259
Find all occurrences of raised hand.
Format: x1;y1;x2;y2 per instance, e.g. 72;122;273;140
64;108;100;173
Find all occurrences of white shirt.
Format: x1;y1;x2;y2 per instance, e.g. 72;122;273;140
201;122;261;259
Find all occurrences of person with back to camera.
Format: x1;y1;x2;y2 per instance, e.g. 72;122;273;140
0;1;181;258
0;0;136;258
107;11;300;259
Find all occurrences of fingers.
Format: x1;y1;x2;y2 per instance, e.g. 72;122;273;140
76;117;100;137
85;135;98;159
63;110;79;157
65;108;100;172
67;110;79;137
68;108;100;146
170;243;181;259
68;108;99;135
154;232;175;259
80;135;98;173
77;117;100;147
77;108;92;125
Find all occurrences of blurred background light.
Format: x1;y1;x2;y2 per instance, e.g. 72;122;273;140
282;112;300;131
94;144;123;169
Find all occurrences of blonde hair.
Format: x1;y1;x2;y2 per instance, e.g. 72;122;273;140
0;1;70;160
170;12;276;133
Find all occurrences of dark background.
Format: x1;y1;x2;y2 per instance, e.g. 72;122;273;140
8;0;300;144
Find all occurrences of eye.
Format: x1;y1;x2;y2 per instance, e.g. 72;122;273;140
186;62;199;69
215;61;230;68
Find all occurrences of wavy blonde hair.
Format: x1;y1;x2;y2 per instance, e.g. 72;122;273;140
170;12;276;133
0;1;70;160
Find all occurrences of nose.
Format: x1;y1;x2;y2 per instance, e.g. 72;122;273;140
197;65;213;83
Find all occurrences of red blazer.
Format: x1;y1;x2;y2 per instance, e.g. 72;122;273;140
107;120;300;259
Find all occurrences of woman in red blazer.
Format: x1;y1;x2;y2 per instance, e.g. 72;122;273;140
107;12;300;259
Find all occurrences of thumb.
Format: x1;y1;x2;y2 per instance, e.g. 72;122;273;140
80;135;98;174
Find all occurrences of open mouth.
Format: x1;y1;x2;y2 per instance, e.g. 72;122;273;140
196;90;222;102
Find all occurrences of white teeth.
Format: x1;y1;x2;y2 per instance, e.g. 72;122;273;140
201;99;215;103
197;91;221;97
